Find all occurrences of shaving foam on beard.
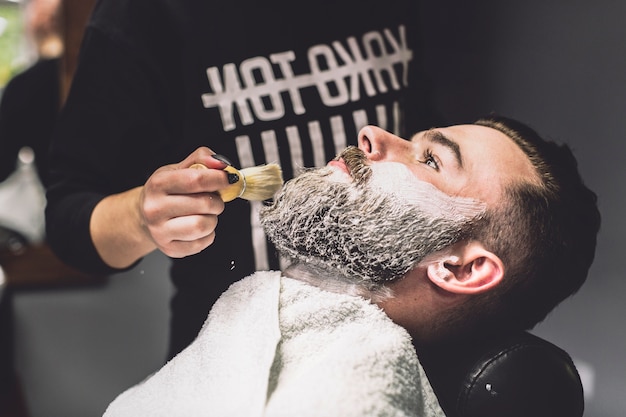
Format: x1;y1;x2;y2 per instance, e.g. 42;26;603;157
368;162;487;223
261;158;488;287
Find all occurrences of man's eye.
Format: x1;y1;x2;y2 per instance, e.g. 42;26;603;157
420;150;439;170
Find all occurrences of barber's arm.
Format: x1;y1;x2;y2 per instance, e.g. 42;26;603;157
45;27;218;275
90;148;230;269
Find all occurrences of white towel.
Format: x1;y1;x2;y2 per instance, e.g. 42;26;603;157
103;271;445;417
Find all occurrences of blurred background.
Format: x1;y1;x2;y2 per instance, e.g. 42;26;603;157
0;0;624;416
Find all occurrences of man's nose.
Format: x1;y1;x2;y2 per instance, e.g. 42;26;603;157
357;125;402;161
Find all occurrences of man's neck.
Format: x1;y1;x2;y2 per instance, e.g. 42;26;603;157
282;262;393;302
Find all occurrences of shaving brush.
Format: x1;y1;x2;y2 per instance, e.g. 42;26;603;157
190;163;283;202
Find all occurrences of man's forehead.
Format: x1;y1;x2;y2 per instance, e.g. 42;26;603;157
411;124;507;143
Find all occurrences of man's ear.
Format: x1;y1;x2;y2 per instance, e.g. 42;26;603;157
425;241;504;294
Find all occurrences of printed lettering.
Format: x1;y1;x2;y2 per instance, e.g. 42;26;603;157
332;37;377;102
240;57;285;121
201;25;413;132
308;44;350;106
270;51;306;115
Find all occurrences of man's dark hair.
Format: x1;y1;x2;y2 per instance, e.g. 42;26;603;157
461;115;601;334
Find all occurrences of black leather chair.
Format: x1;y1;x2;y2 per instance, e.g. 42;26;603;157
421;331;584;417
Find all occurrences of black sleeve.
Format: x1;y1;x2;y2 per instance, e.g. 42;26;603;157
45;25;176;275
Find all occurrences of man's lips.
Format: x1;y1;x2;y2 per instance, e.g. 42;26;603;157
328;147;371;183
327;158;351;176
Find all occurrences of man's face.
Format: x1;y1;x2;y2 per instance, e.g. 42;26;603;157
260;136;491;285
260;124;539;286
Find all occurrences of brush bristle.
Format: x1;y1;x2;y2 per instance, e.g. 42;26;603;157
189;162;283;202
239;164;284;201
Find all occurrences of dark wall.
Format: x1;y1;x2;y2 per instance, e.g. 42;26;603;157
420;2;626;416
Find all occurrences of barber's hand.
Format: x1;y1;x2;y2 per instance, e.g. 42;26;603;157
139;147;231;258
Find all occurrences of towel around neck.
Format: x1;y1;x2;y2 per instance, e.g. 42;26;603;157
103;271;445;417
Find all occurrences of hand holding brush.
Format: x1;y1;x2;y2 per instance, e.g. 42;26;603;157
88;149;284;269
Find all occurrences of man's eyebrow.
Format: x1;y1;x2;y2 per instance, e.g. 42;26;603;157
423;129;463;168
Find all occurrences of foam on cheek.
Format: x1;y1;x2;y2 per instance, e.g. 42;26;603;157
368;162;487;221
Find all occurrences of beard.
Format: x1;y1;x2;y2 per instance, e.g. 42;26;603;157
259;147;486;290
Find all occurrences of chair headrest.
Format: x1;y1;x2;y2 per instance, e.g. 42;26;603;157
420;331;584;417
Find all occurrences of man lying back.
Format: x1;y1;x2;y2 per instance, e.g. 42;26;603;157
103;115;600;417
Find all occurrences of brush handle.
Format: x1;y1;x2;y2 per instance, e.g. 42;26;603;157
189;163;244;202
